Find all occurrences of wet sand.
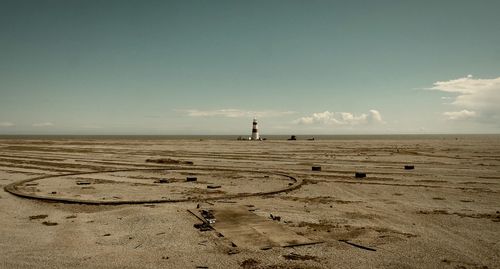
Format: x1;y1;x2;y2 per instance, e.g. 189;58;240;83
0;136;499;268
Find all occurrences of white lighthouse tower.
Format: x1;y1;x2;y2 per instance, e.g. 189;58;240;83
251;119;260;140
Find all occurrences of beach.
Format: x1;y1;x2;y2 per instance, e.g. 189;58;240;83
0;135;499;268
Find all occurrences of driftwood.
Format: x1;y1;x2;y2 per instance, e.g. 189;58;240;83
339;240;376;251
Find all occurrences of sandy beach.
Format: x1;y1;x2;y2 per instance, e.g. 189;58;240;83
1;135;499;268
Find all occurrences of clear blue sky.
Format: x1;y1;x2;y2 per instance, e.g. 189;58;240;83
1;0;499;135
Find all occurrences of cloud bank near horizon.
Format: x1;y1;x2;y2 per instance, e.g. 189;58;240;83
177;109;295;118
430;75;500;123
32;122;54;127
295;110;384;126
0;122;15;127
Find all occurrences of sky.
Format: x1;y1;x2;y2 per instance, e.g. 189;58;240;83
1;0;500;135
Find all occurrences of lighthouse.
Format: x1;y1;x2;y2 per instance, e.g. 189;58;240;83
251;119;260;140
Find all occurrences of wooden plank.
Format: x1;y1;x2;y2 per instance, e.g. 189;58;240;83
187;209;206;223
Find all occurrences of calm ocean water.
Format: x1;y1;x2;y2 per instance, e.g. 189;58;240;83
0;134;499;141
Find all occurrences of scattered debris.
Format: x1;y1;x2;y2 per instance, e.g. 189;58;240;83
194;222;212;232
29;214;48;220
404;165;415;170
201;210;216;224
270;214;281;221
283;253;318;261
190;208;216;231
311;166;322;171
186;176;197;182
355;172;366;178
146;158;193;165
207;185;221;189
154;178;170;184
339;239;376;251
42;221;58;226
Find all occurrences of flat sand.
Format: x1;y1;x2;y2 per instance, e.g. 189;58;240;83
0;136;499;268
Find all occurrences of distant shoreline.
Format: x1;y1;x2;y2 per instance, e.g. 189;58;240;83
0;134;499;140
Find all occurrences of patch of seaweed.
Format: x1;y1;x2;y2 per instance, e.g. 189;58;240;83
240;258;260;269
283;253;318;261
145;158;193;165
417;210;500;222
29;214;48;220
279;196;361;204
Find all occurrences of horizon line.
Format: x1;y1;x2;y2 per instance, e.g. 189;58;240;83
1;133;499;137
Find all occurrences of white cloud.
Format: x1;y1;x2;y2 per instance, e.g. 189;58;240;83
0;122;15;127
177;109;295;118
369;109;383;123
295;109;384;126
32;122;54;127
443;110;477;120
429;75;500;122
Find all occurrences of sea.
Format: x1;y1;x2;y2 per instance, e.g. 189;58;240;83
0;134;498;141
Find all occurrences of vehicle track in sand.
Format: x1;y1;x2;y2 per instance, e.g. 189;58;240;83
4;167;304;205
